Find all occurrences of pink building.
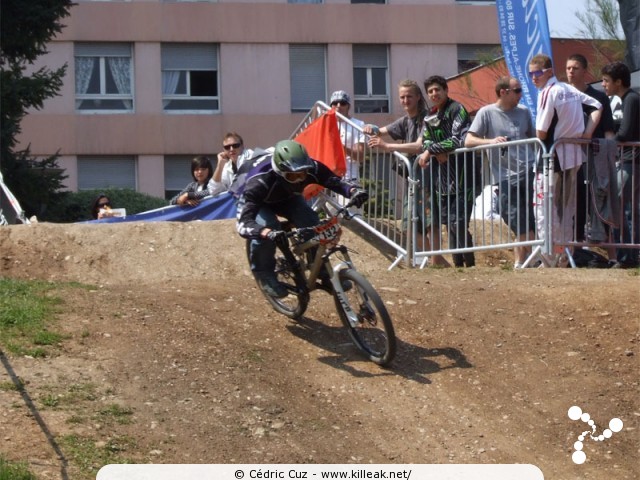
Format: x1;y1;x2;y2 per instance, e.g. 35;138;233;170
18;0;499;200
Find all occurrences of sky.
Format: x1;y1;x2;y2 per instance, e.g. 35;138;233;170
545;0;623;38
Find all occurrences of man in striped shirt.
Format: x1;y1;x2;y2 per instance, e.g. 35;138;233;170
529;54;602;266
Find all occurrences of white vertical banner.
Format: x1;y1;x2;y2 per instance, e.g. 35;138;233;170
495;0;553;122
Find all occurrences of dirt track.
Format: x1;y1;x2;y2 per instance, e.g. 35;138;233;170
0;220;638;480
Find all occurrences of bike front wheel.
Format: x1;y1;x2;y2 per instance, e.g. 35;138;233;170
333;269;396;366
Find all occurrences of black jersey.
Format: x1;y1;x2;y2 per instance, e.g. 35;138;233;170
236;158;358;239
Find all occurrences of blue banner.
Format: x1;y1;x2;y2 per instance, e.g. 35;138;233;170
496;0;552;121
84;192;237;224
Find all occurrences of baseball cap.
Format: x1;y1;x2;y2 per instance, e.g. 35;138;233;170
330;90;351;105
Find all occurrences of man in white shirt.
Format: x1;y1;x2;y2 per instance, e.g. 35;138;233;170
210;132;254;196
329;91;366;182
528;54;602;265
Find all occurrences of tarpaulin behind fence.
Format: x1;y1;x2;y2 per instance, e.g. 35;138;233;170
85;192;237;224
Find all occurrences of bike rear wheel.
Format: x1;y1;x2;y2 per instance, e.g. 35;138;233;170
333;268;396;366
246;240;309;320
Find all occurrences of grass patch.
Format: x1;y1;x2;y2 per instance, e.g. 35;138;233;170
60;434;136;480
0;278;67;356
0;381;20;392
38;383;99;410
0;454;37;480
98;404;134;424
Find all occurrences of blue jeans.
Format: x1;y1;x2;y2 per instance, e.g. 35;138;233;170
249;196;320;275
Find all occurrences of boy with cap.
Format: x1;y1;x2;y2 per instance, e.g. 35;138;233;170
329;90;366;182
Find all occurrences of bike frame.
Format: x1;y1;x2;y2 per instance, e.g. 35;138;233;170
285;212;362;328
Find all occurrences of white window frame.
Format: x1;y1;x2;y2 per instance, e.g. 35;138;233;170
289;44;327;113
352;45;389;114
162;43;219;114
74;43;134;113
77;156;137;191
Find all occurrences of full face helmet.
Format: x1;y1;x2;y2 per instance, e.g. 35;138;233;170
271;140;313;183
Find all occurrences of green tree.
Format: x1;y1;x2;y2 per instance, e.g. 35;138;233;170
574;0;625;73
0;0;73;219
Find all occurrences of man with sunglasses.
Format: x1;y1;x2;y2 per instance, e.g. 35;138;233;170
210;132;255;196
329;91;366;183
529;54;602;265
465;76;536;268
236;140;368;298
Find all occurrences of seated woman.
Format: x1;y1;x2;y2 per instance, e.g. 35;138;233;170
91;194;115;219
170;156;214;206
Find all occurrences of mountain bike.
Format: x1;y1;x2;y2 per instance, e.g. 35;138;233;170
247;198;396;366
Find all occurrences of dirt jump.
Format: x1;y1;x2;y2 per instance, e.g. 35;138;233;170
0;219;638;480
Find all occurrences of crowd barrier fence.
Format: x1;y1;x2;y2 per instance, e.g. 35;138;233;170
292;102;640;270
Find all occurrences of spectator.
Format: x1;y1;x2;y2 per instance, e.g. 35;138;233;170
364;80;448;265
364;79;426;157
329;91;366;182
210;132;255;196
236;140;367;298
465;76;536;268
91;194;114;220
566;53;616;246
170;155;214;206
601;61;640;268
417;75;475;268
529;54;602;266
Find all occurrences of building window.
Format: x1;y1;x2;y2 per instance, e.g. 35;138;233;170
352;45;389;114
164;155;197;200
74;43;133;112
457;44;502;73
78;156;136;190
162;44;219;112
290;45;326;113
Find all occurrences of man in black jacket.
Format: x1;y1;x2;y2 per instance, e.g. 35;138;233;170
236;140;367;297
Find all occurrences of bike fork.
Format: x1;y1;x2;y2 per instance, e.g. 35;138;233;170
328;261;360;328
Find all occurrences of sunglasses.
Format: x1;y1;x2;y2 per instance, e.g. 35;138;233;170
283;171;307;183
98;202;111;208
331;101;349;107
223;142;242;151
529;69;550;78
506;87;523;94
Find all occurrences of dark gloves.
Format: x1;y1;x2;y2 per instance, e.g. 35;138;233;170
350;189;369;208
266;230;286;242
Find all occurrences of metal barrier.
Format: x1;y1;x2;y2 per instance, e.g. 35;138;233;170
292;102;640;269
292;102;414;269
414;139;545;268
545;138;640;267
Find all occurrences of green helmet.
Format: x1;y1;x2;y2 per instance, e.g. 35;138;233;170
271;140;313;181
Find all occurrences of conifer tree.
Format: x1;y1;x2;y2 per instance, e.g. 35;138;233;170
0;0;73;219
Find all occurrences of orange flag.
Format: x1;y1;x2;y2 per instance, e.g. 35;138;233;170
294;109;346;199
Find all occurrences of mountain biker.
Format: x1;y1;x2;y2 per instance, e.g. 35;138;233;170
236;139;368;298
